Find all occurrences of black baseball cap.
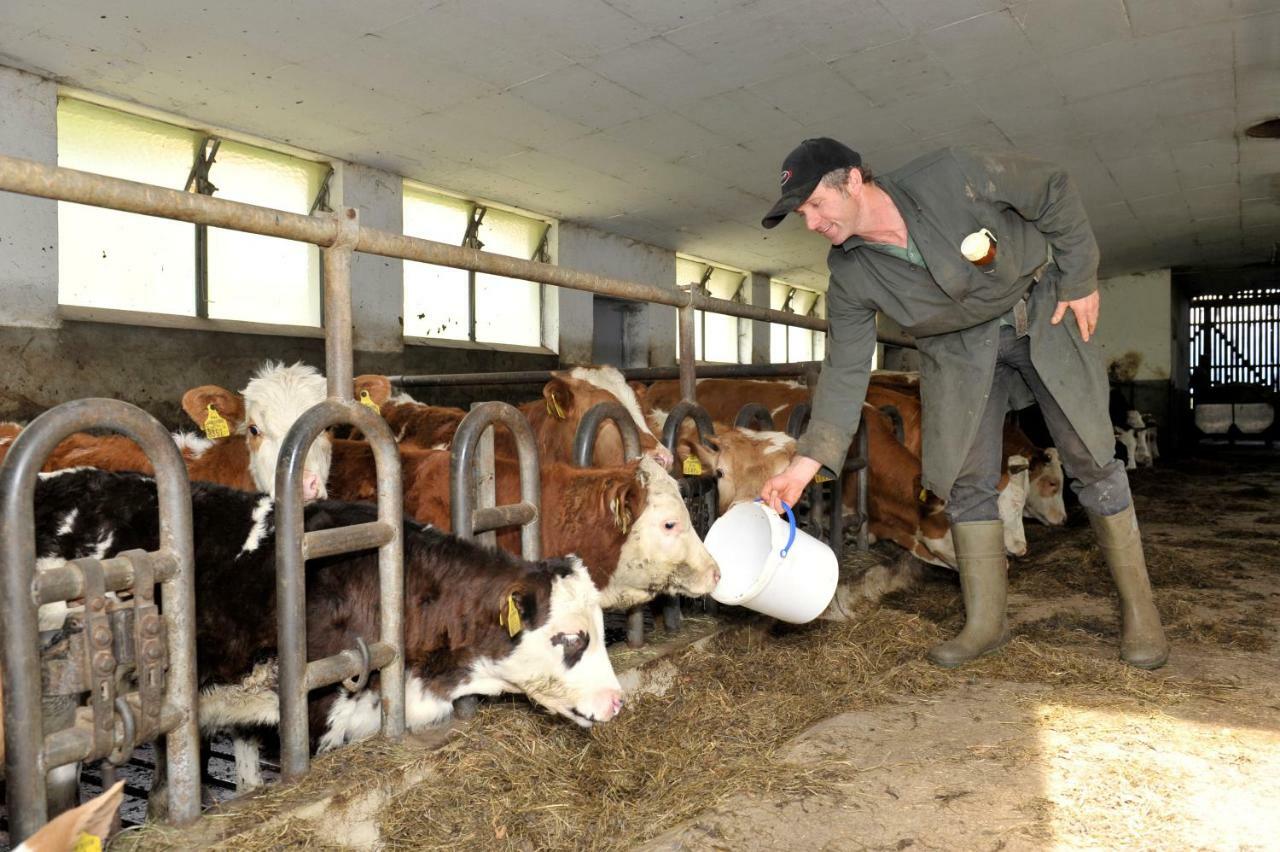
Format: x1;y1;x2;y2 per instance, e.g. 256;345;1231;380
761;138;862;229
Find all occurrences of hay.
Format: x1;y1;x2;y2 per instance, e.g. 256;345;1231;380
113;739;435;851
375;602;1223;851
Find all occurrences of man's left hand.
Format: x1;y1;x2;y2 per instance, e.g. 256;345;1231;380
1050;290;1100;342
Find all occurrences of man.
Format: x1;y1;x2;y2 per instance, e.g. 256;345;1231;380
759;139;1167;670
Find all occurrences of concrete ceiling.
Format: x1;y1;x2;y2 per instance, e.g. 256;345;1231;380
1;0;1278;291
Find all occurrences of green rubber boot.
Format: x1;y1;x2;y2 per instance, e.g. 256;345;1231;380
927;521;1011;668
1088;505;1170;670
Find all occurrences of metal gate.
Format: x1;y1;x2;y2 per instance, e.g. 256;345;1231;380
1189;288;1280;437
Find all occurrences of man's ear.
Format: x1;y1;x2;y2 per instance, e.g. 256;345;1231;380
542;377;573;420
354;374;393;406
181;385;244;430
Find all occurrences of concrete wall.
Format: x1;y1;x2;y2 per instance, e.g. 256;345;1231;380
1094;269;1173;382
557;223;677;368
0;65;58;328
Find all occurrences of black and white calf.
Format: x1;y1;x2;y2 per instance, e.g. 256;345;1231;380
33;469;624;763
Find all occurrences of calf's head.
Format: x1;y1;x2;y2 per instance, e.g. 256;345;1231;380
182;361;331;500
998;455;1030;557
541;366;674;469
1024;447;1067;525
686;426;796;513
483;558;623;727
606;457;720;609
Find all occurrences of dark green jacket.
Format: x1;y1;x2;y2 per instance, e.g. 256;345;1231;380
796;147;1113;496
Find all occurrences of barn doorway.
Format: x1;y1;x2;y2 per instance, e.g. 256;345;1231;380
1185;285;1280;443
592;295;643;368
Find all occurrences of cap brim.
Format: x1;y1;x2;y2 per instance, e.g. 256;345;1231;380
760;179;819;229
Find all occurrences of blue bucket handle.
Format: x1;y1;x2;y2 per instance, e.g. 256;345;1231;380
755;498;797;559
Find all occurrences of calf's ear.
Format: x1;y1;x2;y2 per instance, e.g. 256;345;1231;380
542;377;573;420
602;477;645;535
498;582;539;639
354;374;393;406
181;385;245;430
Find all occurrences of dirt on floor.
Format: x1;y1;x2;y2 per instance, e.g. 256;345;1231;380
115;450;1280;851
639;450;1280;852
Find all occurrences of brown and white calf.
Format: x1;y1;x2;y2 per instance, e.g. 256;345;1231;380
34;468;623;752
327;442;719;611
0;362;332;501
644;377;810;430
356;366;673;469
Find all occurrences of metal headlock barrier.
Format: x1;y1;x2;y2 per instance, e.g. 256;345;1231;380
0;151;918;832
0;399;201;844
570;402;657;647
449;402;542;721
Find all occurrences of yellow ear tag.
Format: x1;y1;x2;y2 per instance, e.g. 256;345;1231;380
919;488;928;503
682;456;703;476
203;405;230;440
545;395;566;420
501;594;523;637
74;833;103;852
609;497;631;535
358;389;381;415
813;472;833;484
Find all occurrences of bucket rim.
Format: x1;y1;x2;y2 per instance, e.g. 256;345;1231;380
710;501;793;606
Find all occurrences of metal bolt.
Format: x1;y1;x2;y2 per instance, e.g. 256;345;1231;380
95;651;114;673
90;598;105;611
93;626;112;645
142;615;161;636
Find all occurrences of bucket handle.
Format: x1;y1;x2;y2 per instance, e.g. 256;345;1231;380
755;499;797;558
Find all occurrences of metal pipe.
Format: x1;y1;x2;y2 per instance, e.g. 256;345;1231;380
275;398;404;781
733;403;776;431
660;401;716;451
450;402;542;561
0;154;339;246
35;553;179;604
572;402;642;467
1;398;200;840
678;302;697;403
304;641;396;691
0;155;884;337
323;208;360;400
302;522;396;560
472;504;538;533
855;421;870;552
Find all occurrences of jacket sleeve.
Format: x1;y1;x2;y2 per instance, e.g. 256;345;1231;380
795;285;878;477
954;148;1100;301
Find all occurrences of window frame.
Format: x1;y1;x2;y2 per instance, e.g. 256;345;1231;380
401;180;558;354
676;254;750;365
54;90;335;337
769;280;827;364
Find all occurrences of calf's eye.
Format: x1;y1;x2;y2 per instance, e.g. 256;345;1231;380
664;520;678;531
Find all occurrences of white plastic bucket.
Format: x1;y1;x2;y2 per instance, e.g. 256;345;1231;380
703;500;839;623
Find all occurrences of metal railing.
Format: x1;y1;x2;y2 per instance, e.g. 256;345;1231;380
0;400;201;844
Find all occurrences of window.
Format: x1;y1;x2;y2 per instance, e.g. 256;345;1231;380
676;255;748;364
403;183;554;349
56;98;332;327
769;281;826;363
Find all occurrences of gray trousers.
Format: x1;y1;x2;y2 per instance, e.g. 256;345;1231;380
947;325;1131;525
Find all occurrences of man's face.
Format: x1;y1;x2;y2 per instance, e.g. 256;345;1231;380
795;173;859;245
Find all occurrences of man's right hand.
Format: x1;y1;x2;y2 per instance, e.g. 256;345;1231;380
761;455;823;514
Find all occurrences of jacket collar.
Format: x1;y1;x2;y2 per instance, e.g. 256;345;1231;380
836;178;923;253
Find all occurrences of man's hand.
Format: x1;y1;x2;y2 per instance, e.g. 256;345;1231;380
1050;289;1100;342
761;455;823;514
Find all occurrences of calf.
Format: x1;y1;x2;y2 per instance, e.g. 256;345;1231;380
328;442;719;611
356;366;673;468
34;469;624;751
0;363;331;500
1002;417;1067;525
644;378;809;429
